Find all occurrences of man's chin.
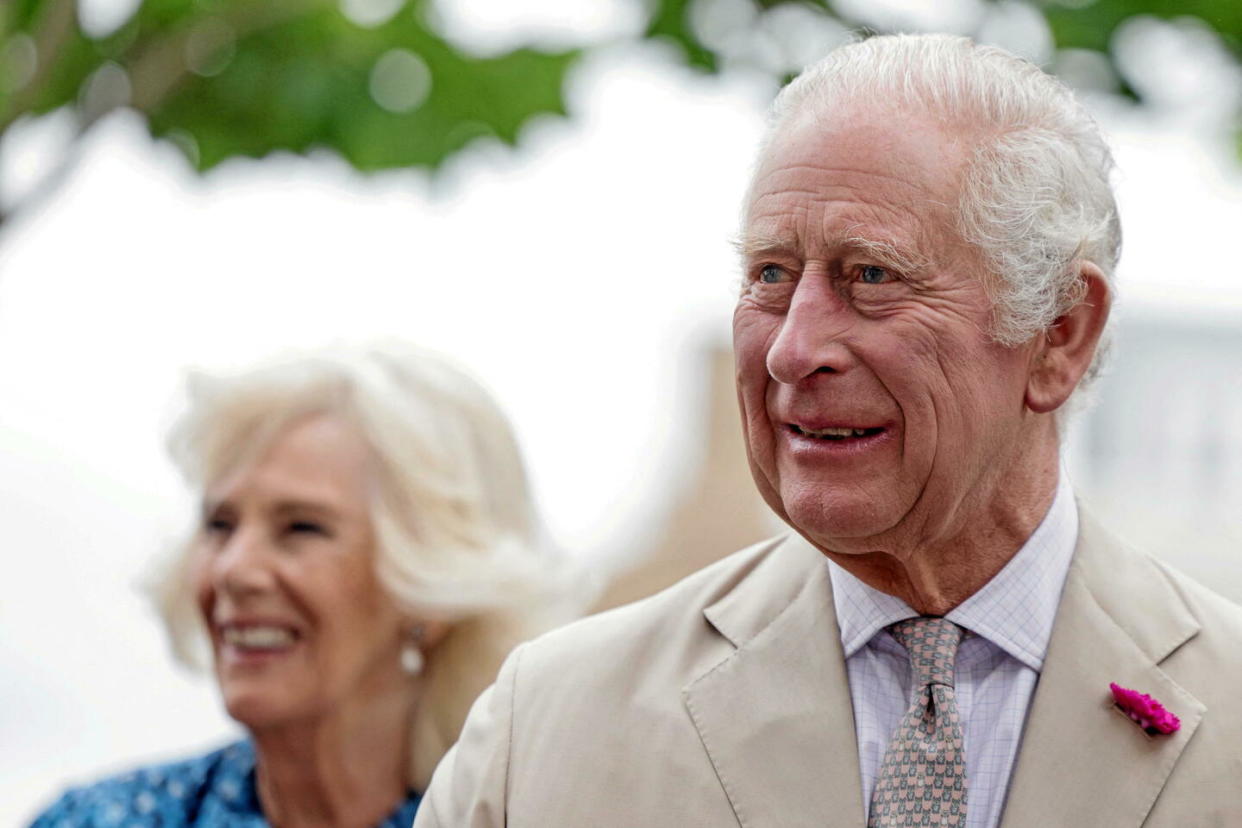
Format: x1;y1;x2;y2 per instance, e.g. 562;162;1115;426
781;492;900;552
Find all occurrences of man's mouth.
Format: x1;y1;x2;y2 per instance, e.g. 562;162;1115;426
788;424;885;441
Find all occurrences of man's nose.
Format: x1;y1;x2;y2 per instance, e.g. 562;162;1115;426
213;526;277;597
766;276;855;384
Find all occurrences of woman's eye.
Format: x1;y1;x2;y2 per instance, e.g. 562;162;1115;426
759;265;787;284
204;517;233;535
288;521;327;536
859;265;890;284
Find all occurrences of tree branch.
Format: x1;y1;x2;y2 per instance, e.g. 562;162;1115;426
1;0;79;132
125;0;333;114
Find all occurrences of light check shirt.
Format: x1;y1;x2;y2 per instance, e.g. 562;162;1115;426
829;475;1078;828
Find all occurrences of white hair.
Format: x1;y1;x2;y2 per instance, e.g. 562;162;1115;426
150;341;576;790
760;33;1121;386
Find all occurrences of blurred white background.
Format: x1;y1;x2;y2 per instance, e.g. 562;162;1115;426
3;0;1241;823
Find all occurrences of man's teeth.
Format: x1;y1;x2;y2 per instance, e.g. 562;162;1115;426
797;426;874;439
222;627;295;648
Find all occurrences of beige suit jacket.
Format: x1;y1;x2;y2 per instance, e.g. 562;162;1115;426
415;513;1242;827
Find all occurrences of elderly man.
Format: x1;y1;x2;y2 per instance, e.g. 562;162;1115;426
415;34;1242;827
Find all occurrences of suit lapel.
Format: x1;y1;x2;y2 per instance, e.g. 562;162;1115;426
1000;512;1205;828
684;535;865;828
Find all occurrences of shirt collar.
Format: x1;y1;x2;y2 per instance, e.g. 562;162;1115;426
828;472;1078;671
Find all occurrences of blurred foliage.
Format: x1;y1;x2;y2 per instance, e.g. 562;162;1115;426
1038;0;1240;54
0;0;1239;225
0;0;579;223
650;0;1240;100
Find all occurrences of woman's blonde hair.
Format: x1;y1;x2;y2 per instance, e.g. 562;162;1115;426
150;341;572;789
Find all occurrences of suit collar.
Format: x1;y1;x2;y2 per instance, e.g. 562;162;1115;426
701;533;824;649
689;511;1207;828
1065;509;1199;664
686;512;1206;828
999;508;1205;828
687;534;866;827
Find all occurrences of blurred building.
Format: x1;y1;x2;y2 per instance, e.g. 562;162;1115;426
1067;313;1242;601
593;346;775;612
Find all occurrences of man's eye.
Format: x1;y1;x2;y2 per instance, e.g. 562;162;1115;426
859;265;890;284
759;265;788;284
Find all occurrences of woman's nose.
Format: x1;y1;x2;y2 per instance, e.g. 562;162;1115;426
212;526;277;597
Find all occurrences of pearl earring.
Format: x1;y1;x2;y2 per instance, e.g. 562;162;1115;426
400;625;425;676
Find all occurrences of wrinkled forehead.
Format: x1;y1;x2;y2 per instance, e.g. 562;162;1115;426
743;106;974;260
749;104;973;208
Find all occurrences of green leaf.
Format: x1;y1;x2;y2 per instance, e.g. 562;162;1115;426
1038;0;1242;55
644;0;718;72
132;0;200;31
142;3;580;172
4;0;55;33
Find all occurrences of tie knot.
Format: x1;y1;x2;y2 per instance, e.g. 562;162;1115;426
889;617;964;689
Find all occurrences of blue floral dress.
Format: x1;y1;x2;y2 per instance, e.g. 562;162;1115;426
29;741;421;827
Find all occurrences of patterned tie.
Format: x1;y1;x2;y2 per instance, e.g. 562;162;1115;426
867;617;968;828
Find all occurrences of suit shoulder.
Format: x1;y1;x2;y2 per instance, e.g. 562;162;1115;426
1117;546;1242;702
1150;555;1242;634
540;535;785;643
514;535;790;683
1079;512;1242;642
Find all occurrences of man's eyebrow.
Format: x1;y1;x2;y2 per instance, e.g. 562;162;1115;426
732;228;930;274
732;230;799;259
838;233;930;274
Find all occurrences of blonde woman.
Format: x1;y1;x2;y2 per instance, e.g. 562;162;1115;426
33;343;571;827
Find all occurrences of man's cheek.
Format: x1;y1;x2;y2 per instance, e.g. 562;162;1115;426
733;358;770;419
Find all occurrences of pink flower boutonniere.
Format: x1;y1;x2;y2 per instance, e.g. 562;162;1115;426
1110;682;1181;735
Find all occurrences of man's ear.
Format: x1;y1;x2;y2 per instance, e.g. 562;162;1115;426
1025;261;1111;414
